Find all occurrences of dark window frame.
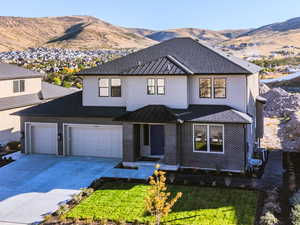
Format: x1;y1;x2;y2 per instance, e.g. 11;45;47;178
213;78;227;99
111;78;122;97
199;78;212;98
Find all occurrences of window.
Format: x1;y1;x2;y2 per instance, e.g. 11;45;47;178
199;78;212;98
147;78;165;95
99;78;109;97
111;79;121;97
157;78;165;95
214;78;226;98
143;124;149;146
13;80;25;93
147;78;156;95
193;124;224;153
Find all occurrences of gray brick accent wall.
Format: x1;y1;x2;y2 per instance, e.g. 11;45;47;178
180;122;246;172
122;123;135;162
164;124;178;165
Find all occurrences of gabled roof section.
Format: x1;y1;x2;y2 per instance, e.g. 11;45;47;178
41;82;78;100
77;37;260;76
0;94;41;111
114;105;177;123
0;63;43;80
124;55;193;75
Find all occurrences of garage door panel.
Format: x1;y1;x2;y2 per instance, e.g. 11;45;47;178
29;123;57;154
68;125;122;158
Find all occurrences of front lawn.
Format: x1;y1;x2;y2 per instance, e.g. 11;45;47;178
66;182;257;225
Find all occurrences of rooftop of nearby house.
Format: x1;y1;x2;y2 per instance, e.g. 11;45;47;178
0;63;43;80
77;37;261;76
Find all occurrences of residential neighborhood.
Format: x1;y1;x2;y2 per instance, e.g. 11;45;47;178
1;1;300;225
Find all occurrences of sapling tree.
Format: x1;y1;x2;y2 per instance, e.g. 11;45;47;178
145;164;182;225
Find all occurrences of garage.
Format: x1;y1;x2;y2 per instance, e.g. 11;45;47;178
25;122;58;154
64;124;123;158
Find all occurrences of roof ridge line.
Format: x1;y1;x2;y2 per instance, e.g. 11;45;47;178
166;55;194;74
190;38;257;74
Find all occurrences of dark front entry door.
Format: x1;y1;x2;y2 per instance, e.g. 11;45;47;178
150;125;165;155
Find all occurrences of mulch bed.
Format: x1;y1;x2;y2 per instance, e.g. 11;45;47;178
0;158;14;167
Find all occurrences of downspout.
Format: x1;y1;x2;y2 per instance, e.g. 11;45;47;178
177;119;184;167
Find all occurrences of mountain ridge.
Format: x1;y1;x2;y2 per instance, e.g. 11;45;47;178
1;15;300;57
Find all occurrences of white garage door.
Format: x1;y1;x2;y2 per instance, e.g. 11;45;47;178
67;125;122;158
27;123;57;154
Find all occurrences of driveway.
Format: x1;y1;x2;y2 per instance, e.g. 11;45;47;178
0;154;120;224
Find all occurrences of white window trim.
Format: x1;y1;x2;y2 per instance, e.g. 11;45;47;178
199;77;227;99
98;78;122;97
13;79;25;93
192;123;225;154
147;78;165;95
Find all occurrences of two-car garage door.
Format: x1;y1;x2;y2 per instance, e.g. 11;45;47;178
66;125;122;158
25;123;123;158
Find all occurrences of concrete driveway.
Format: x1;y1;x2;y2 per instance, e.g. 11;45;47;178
0;154;120;224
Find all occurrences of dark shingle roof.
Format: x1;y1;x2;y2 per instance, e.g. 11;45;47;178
0;63;43;80
172;105;252;124
77;38;260;76
114;105;177;123
115;104;252;124
0;94;41;111
14;91;126;117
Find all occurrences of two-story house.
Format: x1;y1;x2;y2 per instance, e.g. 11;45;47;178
16;38;265;172
0;63;76;145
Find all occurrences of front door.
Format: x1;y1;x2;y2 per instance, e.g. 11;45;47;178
150;125;164;155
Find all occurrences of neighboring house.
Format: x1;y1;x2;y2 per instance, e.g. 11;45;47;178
0;63;77;145
16;38;265;172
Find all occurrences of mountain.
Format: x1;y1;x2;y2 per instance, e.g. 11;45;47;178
222;17;300;57
146;28;229;45
0;16;156;52
2;15;300;57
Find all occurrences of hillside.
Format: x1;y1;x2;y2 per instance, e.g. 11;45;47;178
0;16;156;52
222;17;300;57
2;15;300;57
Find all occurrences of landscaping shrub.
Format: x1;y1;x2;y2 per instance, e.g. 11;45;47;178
260;211;279;225
6;141;21;151
291;204;300;225
145;165;182;225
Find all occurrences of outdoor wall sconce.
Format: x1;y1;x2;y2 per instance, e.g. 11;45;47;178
58;133;62;141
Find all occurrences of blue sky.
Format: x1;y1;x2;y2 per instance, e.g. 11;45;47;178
2;0;300;30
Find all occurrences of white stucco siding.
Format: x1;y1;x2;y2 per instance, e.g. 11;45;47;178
188;75;247;112
0;78;42;98
0;106;30;145
126;76;188;111
82;76;126;107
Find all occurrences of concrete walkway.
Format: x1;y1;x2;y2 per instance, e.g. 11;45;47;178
259;150;284;190
0;154;120;224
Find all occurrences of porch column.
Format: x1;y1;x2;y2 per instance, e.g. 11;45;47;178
123;123;136;162
164;124;178;165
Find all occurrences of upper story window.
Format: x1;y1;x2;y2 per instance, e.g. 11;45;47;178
147;78;165;95
193;124;224;153
13;80;25;93
199;77;227;99
99;78;121;97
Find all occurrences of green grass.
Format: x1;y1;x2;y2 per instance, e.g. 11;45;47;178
66;182;258;225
